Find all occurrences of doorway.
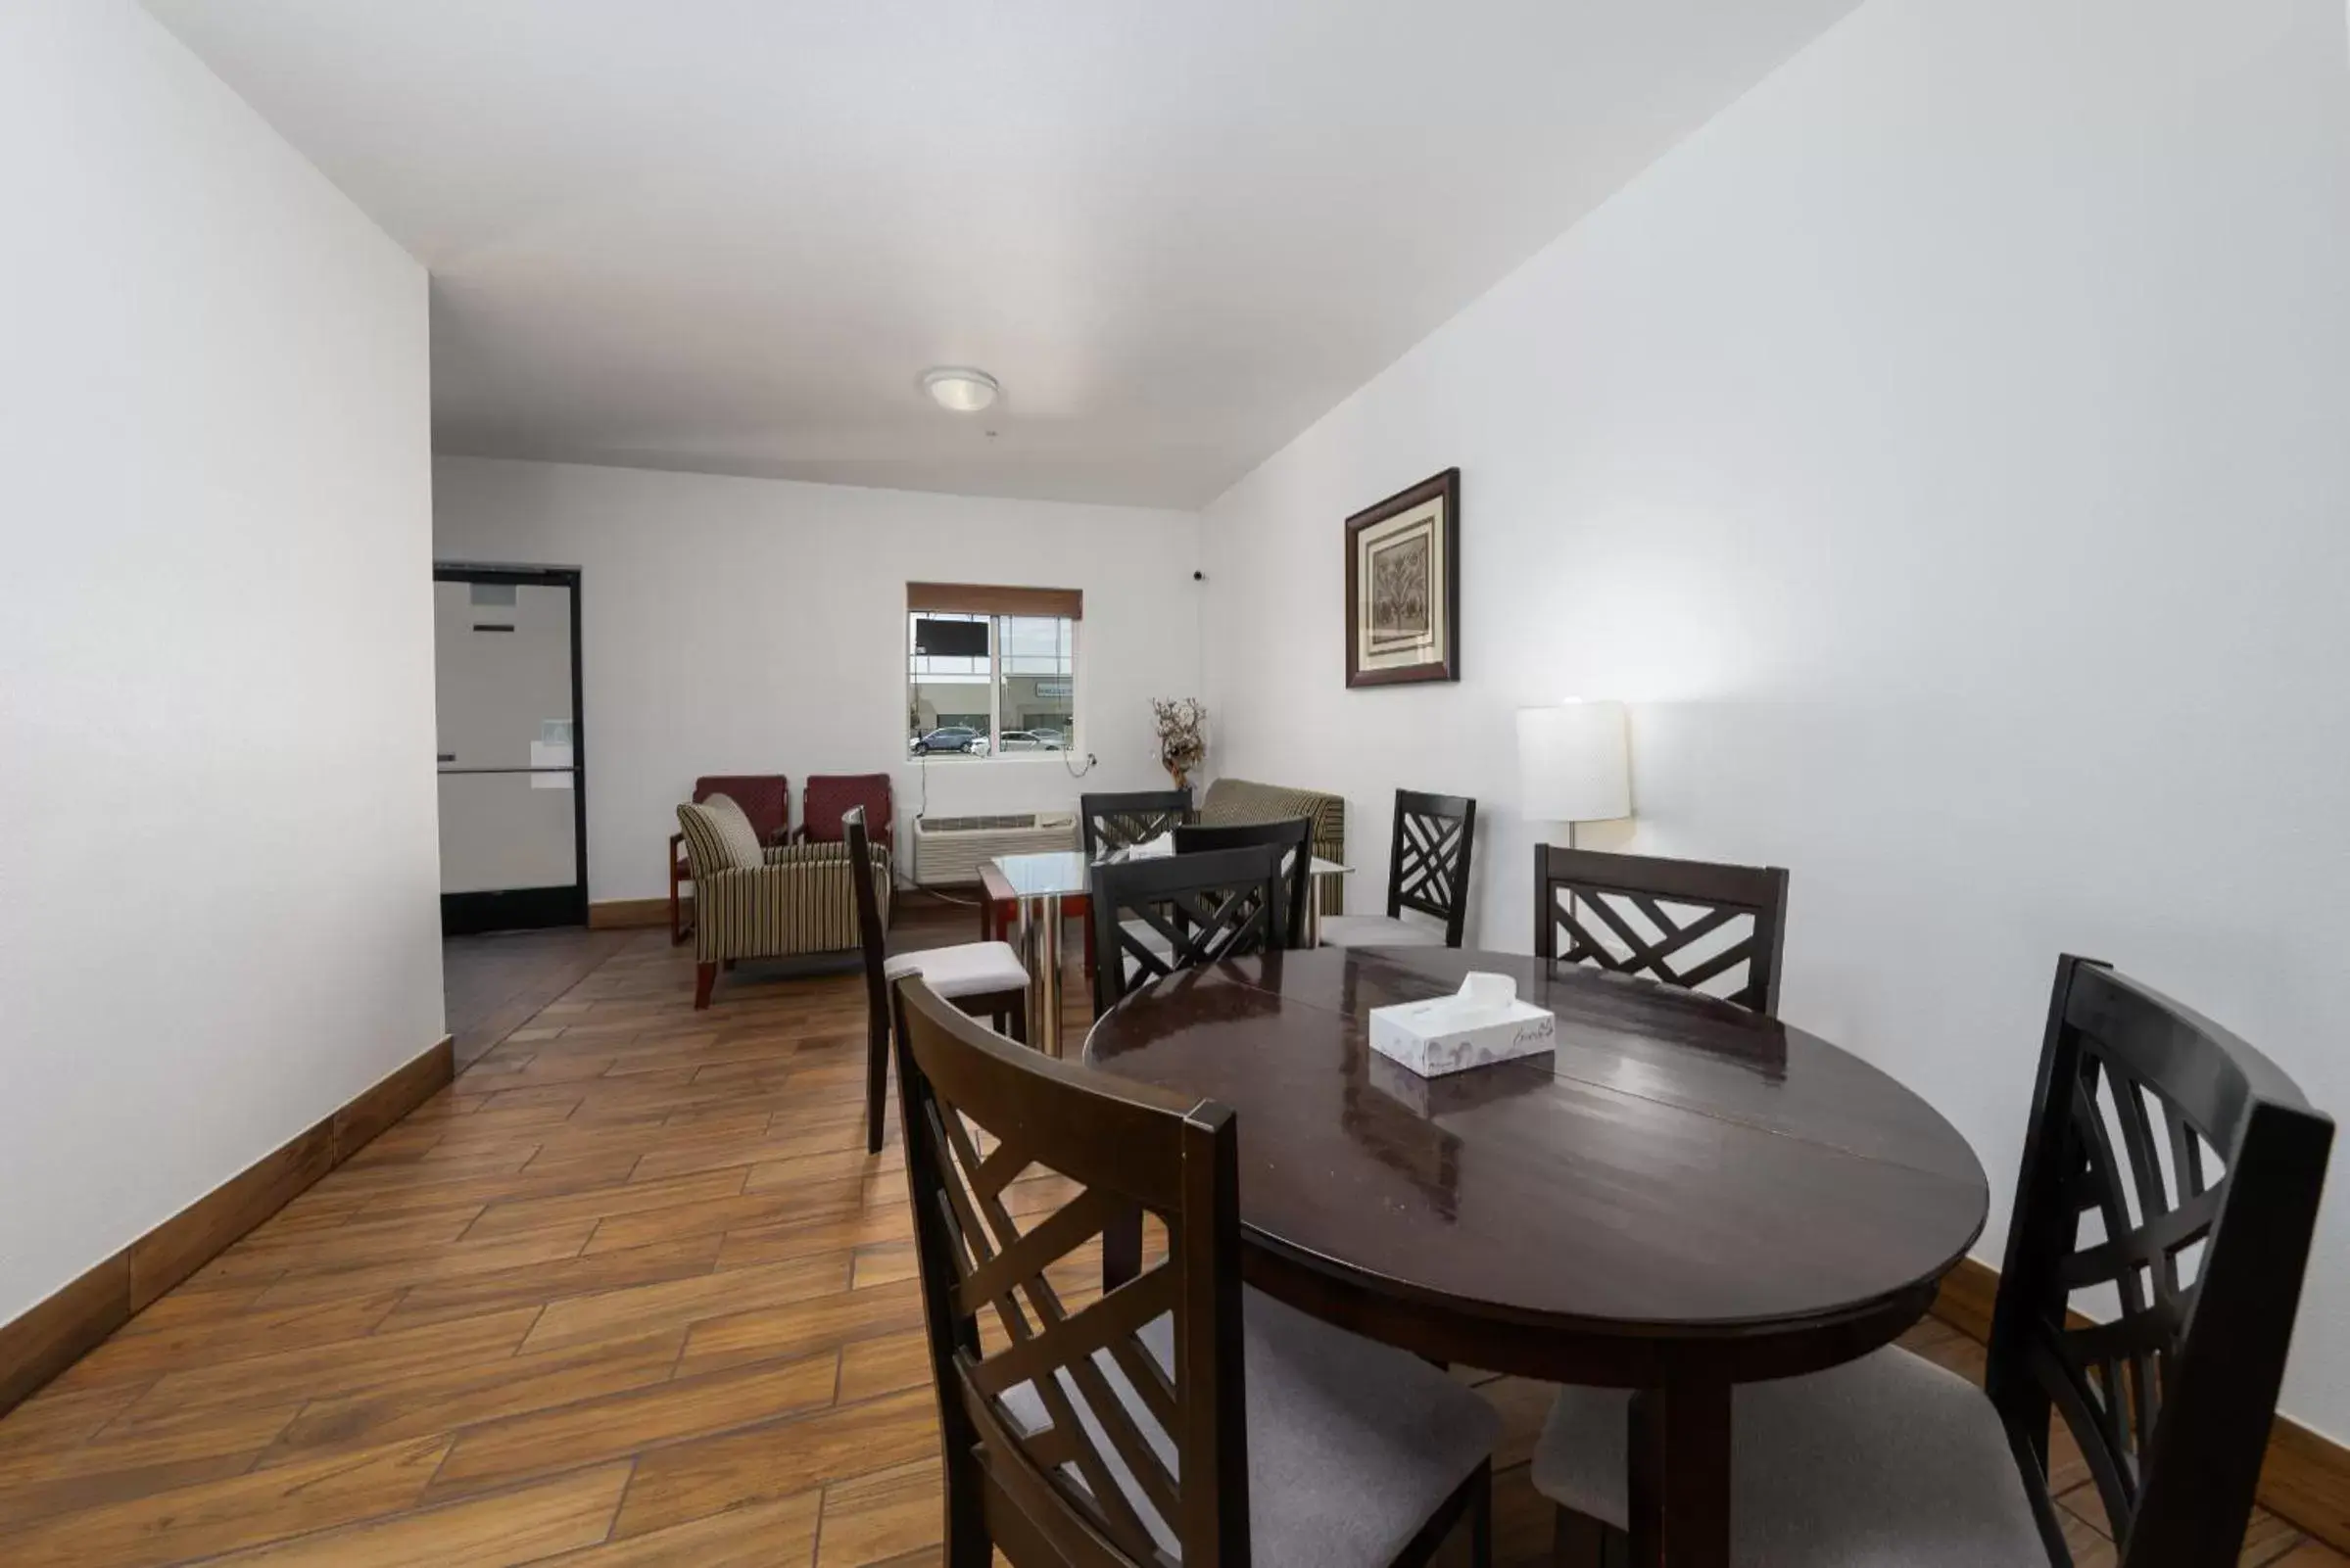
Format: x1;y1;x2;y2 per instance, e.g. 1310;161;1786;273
434;565;587;934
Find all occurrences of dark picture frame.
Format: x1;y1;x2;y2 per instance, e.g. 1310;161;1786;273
1344;467;1460;688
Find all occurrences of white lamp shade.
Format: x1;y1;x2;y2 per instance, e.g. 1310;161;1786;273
1516;702;1630;824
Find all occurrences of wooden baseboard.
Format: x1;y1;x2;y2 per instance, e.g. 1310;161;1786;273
589;897;678;929
1933;1256;2349;1552
0;1034;454;1417
595;882;979;930
0;1261;129;1425
893;884;983;910
2266;1419;2350;1554
590;886;973;932
1929;1255;2006;1343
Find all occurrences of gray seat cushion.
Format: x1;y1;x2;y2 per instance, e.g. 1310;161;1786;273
1318;914;1444;949
1529;1347;2045;1566
1001;1286;1497;1565
883;940;1028;999
1118;917;1176;961
1103;918;1177;993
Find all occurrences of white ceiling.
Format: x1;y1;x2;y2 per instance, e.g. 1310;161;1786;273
144;0;1859;508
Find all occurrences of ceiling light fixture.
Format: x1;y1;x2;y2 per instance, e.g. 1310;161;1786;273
920;366;1000;413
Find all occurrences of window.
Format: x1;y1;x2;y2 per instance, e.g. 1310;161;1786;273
906;584;1079;759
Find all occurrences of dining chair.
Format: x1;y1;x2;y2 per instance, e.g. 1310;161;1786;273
844;805;1029;1154
1089;843;1291;1015
1318;789;1476;950
1533;954;2334;1567
890;972;1500;1568
1527;845;1794;1551
1174;816;1315;948
1532;844;1790;1016
1090;841;1297;1011
1079;787;1195;861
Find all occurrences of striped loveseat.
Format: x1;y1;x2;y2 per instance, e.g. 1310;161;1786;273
1198;777;1347;917
678;793;891;1009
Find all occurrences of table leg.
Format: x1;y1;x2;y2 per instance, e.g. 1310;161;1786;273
1014;892;1064;1057
1307;876;1324;947
1627;1383;1730;1568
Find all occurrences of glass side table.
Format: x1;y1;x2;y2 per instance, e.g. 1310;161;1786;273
987;849;1091;1056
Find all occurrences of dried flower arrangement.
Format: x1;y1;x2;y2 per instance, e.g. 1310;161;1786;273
1151;697;1207;790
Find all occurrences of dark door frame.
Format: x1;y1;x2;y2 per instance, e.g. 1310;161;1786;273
434;564;588;935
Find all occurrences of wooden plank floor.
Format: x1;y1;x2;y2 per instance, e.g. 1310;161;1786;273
0;908;2338;1565
444;927;638;1068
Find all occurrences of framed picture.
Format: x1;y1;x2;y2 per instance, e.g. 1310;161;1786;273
1345;467;1460;688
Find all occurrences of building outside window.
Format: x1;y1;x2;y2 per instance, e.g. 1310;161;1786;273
906;586;1079;758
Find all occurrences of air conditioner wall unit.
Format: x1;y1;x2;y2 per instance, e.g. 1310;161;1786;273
912;811;1078;885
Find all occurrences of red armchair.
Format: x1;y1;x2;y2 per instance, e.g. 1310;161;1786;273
796;774;893;846
670;774;791;944
694;775;791;843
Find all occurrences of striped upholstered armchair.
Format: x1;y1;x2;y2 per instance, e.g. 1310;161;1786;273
677;793;891;1009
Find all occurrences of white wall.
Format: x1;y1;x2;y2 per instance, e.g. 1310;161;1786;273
1201;0;2350;1439
0;2;441;1321
433;457;1203;899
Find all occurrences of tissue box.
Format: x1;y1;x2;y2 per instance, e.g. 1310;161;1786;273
1367;993;1558;1078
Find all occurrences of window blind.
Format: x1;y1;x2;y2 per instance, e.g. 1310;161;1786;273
906;582;1082;620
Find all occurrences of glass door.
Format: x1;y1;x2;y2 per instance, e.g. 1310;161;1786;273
434;566;587;933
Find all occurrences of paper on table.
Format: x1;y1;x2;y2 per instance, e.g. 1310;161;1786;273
1412;973;1518;1031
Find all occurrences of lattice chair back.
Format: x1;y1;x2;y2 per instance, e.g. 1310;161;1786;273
891;974;1249;1566
1089;844;1291;1015
1985;956;2332;1568
1386;789;1476;946
1532;845;1790;1016
1080;788;1196;862
1174;817;1314;948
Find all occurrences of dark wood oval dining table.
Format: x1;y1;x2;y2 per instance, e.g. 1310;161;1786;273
1082;945;1990;1568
